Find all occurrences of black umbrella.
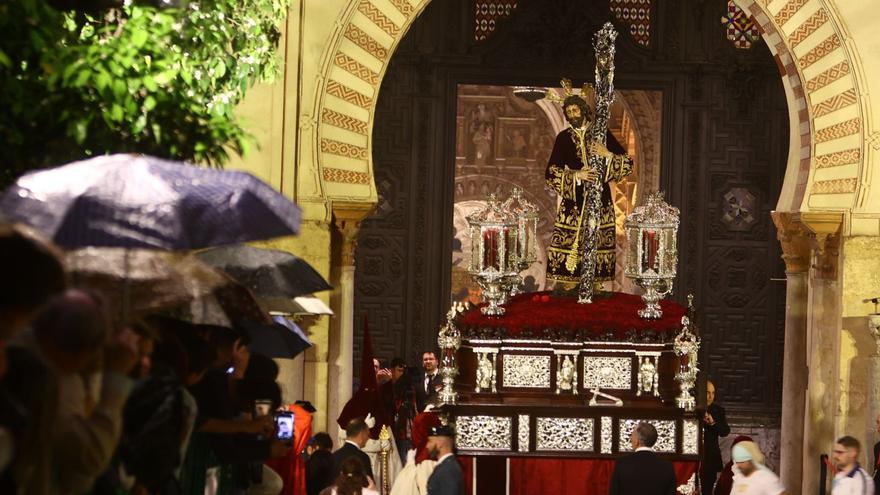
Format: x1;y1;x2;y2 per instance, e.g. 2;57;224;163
242;315;312;359
196;244;331;305
0;154;301;249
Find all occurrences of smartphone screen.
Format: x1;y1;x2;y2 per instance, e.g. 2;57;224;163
275;411;294;441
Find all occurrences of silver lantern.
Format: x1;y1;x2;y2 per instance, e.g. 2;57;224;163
501;187;538;296
467;193;519;316
624;192;679;319
673;296;701;411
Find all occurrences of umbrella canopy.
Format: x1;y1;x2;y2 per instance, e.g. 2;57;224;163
67;248;227;319
265;295;334;317
242;315;312;359
195;245;331;306
0;154;301;249
186;272;271;327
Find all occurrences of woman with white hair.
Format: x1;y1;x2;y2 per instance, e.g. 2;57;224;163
729;441;786;495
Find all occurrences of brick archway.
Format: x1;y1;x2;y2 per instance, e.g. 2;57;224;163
315;0;867;219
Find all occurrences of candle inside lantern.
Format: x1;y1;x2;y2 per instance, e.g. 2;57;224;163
643;230;659;271
483;228;499;269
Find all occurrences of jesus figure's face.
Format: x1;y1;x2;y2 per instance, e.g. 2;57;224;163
564;104;586;129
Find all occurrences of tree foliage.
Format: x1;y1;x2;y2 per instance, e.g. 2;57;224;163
0;0;288;184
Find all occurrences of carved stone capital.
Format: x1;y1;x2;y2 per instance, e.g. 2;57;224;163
331;200;376;267
797;212;843;280
771;211;811;274
869;314;880;356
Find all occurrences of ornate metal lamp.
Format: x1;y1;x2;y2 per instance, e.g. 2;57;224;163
437;303;465;405
673;295;700;411
467;193;520;315
501;187;538;296
624;192;680;319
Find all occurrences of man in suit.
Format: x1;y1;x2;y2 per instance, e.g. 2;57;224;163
426;425;463;495
702;380;730;495
609;422;677;495
332;418;374;486
416;351;442;412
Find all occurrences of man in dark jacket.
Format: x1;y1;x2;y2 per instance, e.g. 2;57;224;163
306;433;335;495
415;351;442;412
332;418;374;485
426;425;463;495
609;422;677;495
702;380;731;495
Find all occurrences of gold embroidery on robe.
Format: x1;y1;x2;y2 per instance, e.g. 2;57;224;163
545;128;633;284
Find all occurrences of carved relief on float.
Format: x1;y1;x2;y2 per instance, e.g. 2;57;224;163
555;351;579;394
583;356;632;390
600;416;614;454
518;414;530;452
456;415;512;451
502;354;552;388
473;348;498;393
636;352;660;397
536;417;595;452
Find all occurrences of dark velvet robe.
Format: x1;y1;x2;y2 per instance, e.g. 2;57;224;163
545;127;632;284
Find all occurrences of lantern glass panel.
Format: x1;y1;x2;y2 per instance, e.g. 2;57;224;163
482;227;502;271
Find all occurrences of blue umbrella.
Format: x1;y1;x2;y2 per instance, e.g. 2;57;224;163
0;154;301;249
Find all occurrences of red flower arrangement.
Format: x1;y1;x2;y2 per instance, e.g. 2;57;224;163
457;291;687;338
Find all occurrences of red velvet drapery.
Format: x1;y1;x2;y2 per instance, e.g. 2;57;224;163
458;456;699;495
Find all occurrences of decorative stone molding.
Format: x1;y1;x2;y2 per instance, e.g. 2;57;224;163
771;211;811;273
332;201;377;266
798;212;843;280
868;314;880;356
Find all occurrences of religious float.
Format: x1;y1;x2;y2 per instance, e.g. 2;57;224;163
432;24;704;495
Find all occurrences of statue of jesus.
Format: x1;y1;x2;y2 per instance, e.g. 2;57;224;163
544;23;630;302
544;95;632;297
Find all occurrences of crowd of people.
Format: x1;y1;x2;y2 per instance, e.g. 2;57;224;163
0;224;308;494
0;221;458;495
4;222;880;495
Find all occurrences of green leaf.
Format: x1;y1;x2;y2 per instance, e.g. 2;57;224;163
143;96;156;111
133;114;147;134
0;49;11;69
110;103;123;122
112;79;127;99
131;29;148;48
143;75;158;91
214;60;226;78
73;70;90;87
153;70;177;85
95;70;111;91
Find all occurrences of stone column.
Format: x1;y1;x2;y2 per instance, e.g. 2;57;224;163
326;202;375;434
799;212;843;495
771;212;811;492
867;314;880;470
